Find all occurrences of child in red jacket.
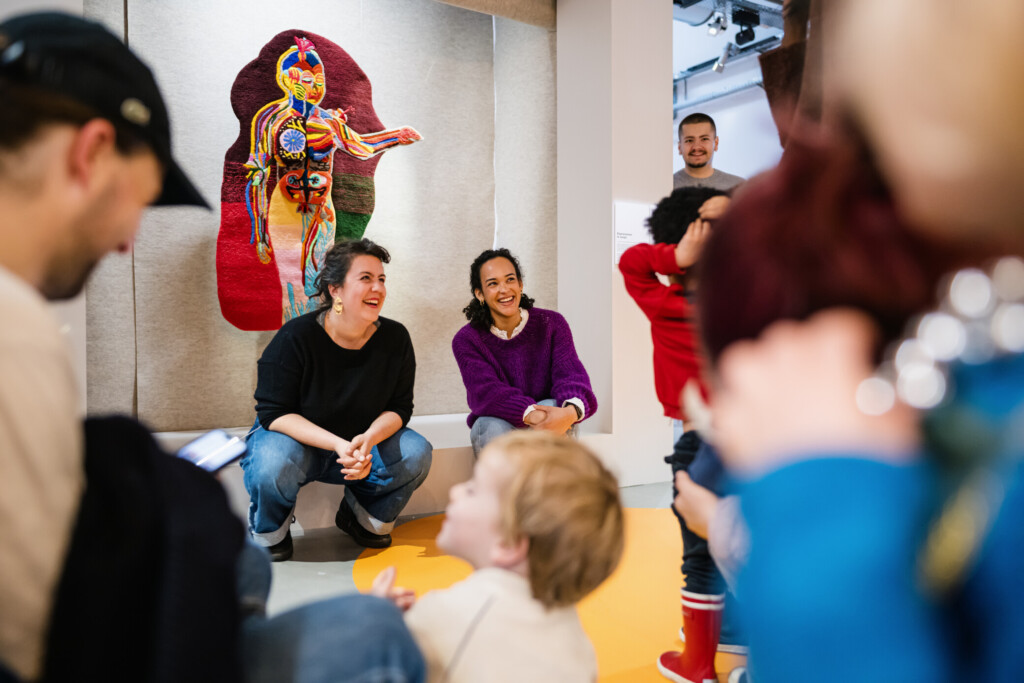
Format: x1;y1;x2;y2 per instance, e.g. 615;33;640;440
619;187;745;683
618;187;727;434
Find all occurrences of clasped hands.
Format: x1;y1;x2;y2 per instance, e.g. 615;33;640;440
524;404;577;435
335;433;375;480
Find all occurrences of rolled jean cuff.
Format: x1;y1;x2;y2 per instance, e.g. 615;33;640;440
346;490;396;535
249;507;292;547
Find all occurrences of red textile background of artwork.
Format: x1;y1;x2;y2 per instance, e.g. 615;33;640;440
217;29;384;331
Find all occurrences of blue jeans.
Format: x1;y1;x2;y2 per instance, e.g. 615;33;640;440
470;398;575;457
241;422;432;544
242;594;425;682
241;593;425;679
242;592;424;683
236;541;425;682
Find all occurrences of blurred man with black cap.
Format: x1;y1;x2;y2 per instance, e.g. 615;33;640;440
0;11;208;680
0;13;425;683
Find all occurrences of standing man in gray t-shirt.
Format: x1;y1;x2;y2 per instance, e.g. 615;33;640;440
674;112;745;191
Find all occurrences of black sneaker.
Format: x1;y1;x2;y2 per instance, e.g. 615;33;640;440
335;499;392;548
267;529;293;562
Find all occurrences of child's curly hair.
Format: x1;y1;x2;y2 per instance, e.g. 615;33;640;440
647;186;728;245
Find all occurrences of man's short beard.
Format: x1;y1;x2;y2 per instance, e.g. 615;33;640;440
685;158;710;170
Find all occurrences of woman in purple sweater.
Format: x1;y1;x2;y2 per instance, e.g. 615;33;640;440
452;248;597;455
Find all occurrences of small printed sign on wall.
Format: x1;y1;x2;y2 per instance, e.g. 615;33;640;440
613;200;655;266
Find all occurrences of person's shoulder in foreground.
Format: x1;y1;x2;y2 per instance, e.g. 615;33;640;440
0;10;209;679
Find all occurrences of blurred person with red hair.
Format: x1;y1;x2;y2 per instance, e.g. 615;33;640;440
698;0;1024;680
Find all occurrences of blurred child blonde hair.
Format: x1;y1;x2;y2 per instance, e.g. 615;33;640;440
481;431;625;608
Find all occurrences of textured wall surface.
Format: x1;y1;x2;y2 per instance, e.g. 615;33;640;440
83;0;556;431
494;18;558;312
84;0;136;417
436;0;555;28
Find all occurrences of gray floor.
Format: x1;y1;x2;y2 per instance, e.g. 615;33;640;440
267;480;673;615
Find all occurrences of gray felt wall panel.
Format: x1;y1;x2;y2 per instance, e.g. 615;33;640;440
494;17;557;313
84;0;137;417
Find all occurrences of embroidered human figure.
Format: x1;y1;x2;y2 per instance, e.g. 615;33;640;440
244;36;420;321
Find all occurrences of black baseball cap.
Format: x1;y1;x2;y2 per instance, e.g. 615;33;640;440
0;12;209;208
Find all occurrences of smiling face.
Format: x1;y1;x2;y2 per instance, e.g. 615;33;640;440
328;254;386;325
475;257;523;327
679;122;718;171
436;450;514;569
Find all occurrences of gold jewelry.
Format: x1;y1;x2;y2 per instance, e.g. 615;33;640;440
333;298;344;314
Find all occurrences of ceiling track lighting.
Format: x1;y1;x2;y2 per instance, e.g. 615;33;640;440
707;11;728;37
735;24;756;46
712;42;740;73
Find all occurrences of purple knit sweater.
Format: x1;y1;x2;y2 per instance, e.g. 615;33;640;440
452;307;598;428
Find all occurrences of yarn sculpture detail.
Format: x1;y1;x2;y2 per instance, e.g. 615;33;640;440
217;31;420;330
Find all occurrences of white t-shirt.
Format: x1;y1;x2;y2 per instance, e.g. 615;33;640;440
0;267;83;679
405;568;598;683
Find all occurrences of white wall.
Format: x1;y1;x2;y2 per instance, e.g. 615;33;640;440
557;0;678;487
552;4;783;488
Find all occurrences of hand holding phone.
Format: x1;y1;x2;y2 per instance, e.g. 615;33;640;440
176;429;247;472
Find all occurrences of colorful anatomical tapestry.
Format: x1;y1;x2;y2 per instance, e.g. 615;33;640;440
218;30;421;330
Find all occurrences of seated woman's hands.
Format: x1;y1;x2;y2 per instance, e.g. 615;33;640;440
525;404;578;435
335;436;373;480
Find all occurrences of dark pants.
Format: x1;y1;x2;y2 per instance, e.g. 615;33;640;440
668;431;747;644
667;430;727;595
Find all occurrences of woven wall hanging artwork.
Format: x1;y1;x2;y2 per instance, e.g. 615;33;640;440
217;31;421;330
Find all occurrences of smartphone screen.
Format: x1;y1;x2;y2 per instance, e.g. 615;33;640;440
176;429;247;472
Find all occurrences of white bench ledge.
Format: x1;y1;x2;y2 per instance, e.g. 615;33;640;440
152;413;476;526
153;412;472;453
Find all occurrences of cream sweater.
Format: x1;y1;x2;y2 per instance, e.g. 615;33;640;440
0;267;83;679
404;568;598;683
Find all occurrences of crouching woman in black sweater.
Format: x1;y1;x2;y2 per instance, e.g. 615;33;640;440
241;238;432;560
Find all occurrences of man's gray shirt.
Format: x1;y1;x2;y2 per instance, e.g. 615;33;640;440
673;168;745;191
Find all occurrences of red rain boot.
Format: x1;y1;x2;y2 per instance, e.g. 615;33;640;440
657;591;724;683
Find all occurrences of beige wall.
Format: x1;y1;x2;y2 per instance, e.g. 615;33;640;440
558;0;678;486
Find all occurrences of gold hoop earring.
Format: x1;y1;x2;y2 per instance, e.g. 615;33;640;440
333;298;344;314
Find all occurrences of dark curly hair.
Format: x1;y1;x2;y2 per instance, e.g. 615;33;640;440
646;186;728;245
462;248;536;330
312;238;391;312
